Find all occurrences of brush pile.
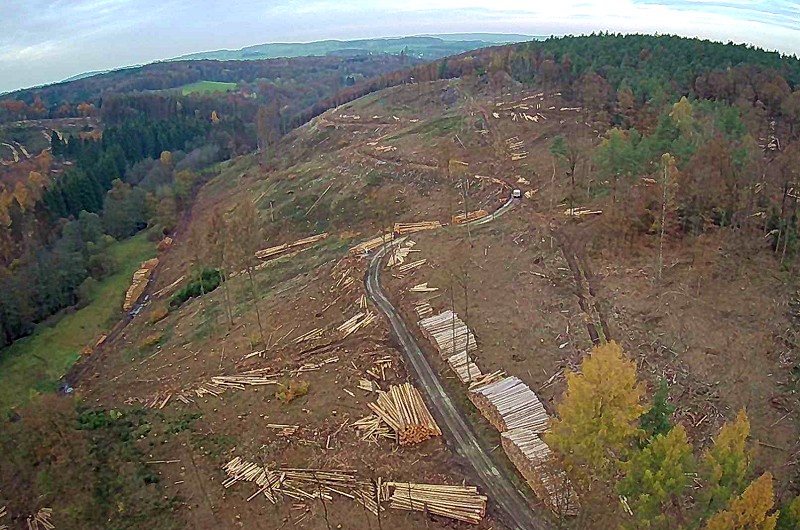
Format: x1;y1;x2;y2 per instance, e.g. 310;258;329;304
367;383;441;445
383;482;487;524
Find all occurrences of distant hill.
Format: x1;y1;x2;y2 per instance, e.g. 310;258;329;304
169;34;540;62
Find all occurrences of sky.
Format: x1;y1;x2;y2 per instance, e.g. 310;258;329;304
1;0;799;94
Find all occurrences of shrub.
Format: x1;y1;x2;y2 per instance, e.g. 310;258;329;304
169;268;223;309
276;380;309;404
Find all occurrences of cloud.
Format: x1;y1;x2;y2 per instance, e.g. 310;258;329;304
0;0;798;93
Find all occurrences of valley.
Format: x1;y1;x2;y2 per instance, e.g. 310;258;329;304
1;34;800;530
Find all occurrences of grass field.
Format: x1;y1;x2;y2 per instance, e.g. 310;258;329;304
0;234;155;411
180;80;237;95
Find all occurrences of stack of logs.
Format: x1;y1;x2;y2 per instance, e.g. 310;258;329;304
337;312;377;337
418;310;478;359
367;383;441;445
501;429;578;515
469;376;549;433
384;482;487;524
409;282;438;293
393;221;442;235
123;257;159;311
350;233;393;255
26;508;54;530
414;300;433;319
452;210;489;224
255;232;328;260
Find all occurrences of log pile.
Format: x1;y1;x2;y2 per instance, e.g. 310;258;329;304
294;328;325;343
414;300;433;319
469;376;549;433
0;505;6;530
506;137;528;161
354;414;397;443
368;383;441;445
123;258;159;311
418;310;477;358
337;311;377;337
222;458;380;514
349;233;392;255
386;241;415;267
393;221;442;235
384;482;487;524
255;232;328;260
409;282;438;293
564;207;602;217
452;210;489;224
396;259;426;274
210;374;278;389
501;429;578;516
447;351;483;384
27;508;54;530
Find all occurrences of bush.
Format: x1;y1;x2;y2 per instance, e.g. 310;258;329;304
169;268;223;309
276;380;309;404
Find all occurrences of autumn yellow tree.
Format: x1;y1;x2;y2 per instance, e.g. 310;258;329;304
700;409;752;517
618;424;695;530
546;340;647;481
704;472;777;530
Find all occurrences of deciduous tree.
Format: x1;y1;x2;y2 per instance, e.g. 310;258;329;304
704;472;777;530
547;340;646;481
700;409;752;517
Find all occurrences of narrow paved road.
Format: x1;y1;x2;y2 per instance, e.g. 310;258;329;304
364;199;550;530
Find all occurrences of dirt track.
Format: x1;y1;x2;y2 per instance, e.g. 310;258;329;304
364;198;549;530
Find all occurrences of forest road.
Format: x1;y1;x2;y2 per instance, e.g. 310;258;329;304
364;198;550;530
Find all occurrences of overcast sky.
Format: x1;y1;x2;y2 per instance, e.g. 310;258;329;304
1;0;799;94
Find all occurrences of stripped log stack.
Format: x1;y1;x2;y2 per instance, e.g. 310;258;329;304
393;221;442;235
414;300;433;319
447;351;483;384
452;209;489;224
123;258;159;311
368;383;441;445
384;482;487;524
350;233;393;255
469;376;549;433
501;429;578;516
418;310;477;359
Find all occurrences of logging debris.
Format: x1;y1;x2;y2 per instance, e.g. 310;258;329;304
266;424;299;436
337;312;377;337
294;328;325;343
367;383;441;445
152;275;185;298
26;508;54;530
354;414;397;443
123;258;159;311
385;240;416;267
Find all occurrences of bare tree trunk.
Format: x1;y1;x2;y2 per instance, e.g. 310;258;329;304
247;267;266;346
657;162;668;282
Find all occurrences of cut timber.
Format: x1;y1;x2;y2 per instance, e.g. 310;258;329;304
409;282;438;293
350;233;393;255
123;258;159;311
564;207;602;217
393;221;442;235
502;429;578;516
447;351;483;384
385;482;487;524
396;259;426;273
337;312;377;337
354;414;396;442
367;383;441;445
152;275;185;298
414;301;433;319
418;310;477;359
452;210;489;224
255;232;328;260
28;508;54;530
469;376;549;433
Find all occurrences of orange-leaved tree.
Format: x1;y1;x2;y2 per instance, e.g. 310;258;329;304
704;472;777;530
546;340;646;482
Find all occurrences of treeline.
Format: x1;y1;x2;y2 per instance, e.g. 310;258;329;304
0;55;416;124
546;340;800;528
0;117;216;347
